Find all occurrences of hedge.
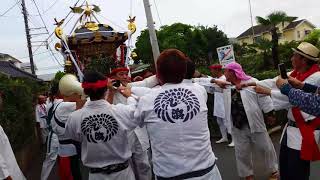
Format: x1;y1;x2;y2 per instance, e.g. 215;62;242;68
0;75;46;151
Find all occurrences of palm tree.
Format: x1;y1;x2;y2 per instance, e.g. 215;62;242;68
249;38;272;67
256;11;297;69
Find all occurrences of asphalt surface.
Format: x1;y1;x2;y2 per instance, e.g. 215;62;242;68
26;131;320;180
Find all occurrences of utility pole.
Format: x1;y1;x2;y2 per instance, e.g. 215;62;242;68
248;0;255;43
21;0;36;75
143;0;160;67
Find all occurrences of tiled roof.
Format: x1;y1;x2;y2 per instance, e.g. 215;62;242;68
0;61;41;81
283;19;305;30
237;19;315;39
237;25;273;39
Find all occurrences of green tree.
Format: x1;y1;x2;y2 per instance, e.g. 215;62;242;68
135;23;229;66
256;11;297;69
198;25;229;64
249;38;272;67
304;29;320;48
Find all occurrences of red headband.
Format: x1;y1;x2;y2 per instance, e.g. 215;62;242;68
110;67;129;76
209;65;223;69
82;80;108;89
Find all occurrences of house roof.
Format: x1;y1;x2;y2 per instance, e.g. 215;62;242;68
0;61;41;81
237;19;316;39
237;25;273;39
0;53;22;63
37;73;56;81
283;19;316;31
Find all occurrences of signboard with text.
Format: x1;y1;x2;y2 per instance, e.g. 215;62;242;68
216;45;235;66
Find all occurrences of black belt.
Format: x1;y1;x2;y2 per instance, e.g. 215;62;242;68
59;139;81;155
288;120;320;130
156;161;216;180
59;139;74;144
89;160;129;174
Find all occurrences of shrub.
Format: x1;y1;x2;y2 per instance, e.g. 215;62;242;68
0;75;45;151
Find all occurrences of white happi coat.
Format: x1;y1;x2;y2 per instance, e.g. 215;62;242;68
225;78;274;133
0;125;26;180
258;72;320;150
35;103;47;129
112;75;158;151
51;101;77;157
65;98;138;168
134;82;217;178
213;75;226;119
193;77;232;132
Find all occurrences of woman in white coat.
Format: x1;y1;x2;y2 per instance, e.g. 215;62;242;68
216;62;279;180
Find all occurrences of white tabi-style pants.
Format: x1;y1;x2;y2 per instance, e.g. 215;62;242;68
40;132;59;180
88;166;136;180
216;117;228;139
232;126;278;178
129;132;152;180
155;165;222;180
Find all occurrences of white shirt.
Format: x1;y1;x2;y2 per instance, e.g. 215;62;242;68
0;125;26;180
193;77;215;94
224;78;274;133
111;76;158;151
65;98;138;168
258;72;320;150
213;75;226;118
51;101;77;157
35;104;47;128
134;82;216;177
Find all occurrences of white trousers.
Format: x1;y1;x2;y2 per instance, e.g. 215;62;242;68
89;166;136;180
129;132;152;180
232;126;278;177
41;128;49;144
40;132;59;180
155;166;222;180
216;117;228;139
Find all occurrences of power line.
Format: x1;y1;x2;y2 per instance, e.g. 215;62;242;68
30;0;49;34
42;0;60;14
153;0;162;26
32;0;85;54
0;0;21;17
18;50;51;59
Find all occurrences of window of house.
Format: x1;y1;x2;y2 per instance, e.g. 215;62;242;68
297;31;301;39
254;36;262;43
305;30;311;36
278;33;283;39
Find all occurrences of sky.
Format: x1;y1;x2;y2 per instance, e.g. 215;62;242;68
0;0;319;75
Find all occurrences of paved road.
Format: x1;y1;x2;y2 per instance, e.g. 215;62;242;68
213;131;320;180
26;131;320;180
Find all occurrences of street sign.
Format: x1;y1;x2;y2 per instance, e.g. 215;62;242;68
216;45;235;66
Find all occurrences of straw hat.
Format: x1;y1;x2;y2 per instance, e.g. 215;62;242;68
292;42;320;61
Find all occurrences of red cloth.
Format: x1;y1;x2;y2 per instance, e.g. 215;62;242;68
58;156;74;180
110;67;129;76
209;64;223;69
290;64;320;161
82;80;108;90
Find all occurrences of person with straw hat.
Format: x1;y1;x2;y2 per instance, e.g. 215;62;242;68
254;42;320;180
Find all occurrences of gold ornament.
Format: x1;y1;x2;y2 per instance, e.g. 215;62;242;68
55;43;62;51
85;22;99;31
127;16;137;34
54;18;65;39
